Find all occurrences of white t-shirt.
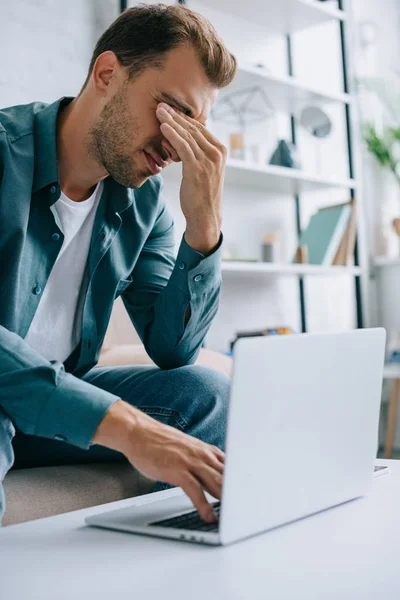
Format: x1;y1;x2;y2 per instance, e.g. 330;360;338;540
25;181;104;363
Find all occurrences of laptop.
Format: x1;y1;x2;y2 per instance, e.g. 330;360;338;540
85;328;386;546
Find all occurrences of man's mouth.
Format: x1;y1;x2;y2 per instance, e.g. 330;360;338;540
143;150;167;175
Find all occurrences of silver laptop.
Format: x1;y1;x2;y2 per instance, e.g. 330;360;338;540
85;328;386;546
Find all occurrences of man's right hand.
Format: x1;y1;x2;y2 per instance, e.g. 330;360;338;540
91;399;224;523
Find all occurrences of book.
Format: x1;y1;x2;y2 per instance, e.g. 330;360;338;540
325;199;357;266
293;203;351;266
343;199;357;265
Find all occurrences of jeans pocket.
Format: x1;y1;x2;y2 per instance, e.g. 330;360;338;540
139;407;188;431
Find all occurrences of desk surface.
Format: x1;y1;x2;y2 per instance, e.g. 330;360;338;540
1;459;398;600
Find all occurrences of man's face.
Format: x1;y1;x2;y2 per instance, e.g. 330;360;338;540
87;45;218;189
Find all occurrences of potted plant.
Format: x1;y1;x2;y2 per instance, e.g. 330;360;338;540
364;124;400;237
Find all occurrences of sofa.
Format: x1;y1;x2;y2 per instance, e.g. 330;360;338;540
2;298;232;527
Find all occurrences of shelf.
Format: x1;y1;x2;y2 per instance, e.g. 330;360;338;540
221;261;362;277
374;257;400;268
383;364;400;379
220;65;351;113
199;0;345;33
162;161;357;193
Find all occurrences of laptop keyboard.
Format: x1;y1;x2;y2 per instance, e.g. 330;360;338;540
149;501;221;532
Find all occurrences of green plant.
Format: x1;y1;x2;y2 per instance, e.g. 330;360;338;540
364;124;400;185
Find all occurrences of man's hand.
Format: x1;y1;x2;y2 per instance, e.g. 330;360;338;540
91;400;224;523
156;102;226;255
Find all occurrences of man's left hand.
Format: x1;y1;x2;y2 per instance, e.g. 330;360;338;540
156;102;226;255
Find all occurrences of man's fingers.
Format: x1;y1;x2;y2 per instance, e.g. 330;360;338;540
156;104;211;158
204;448;224;475
157;102;226;157
158;109;202;161
181;473;217;523
212;445;225;464
164;108;217;155
160;122;197;163
192;462;223;501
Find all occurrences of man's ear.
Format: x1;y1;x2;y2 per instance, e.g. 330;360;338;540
91;51;122;96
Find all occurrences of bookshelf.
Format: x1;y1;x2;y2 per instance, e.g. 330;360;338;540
165;0;366;338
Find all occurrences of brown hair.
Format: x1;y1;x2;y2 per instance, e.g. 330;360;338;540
80;3;237;93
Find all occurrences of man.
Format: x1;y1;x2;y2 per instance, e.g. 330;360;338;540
0;3;237;526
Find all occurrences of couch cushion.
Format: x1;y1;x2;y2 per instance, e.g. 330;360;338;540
99;344;233;376
3;462;154;527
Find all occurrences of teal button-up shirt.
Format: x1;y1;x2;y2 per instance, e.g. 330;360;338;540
0;97;223;450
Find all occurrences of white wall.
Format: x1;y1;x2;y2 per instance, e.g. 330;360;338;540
0;0;118;106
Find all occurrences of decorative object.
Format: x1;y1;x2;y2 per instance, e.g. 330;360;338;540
262;232;281;262
364;124;400;184
269;139;301;169
248;144;260;163
212;84;274;164
300;106;332;173
300;106;332;138
229;132;245;160
211;85;274;128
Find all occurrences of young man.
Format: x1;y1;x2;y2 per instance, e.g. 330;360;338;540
0;4;237;526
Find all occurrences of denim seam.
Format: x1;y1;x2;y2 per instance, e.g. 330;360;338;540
139;407;188;431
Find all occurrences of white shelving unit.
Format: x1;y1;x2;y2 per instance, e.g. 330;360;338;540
164;0;366;338
221;262;361;277
374;257;400;268
225;64;352;112
199;0;345;34
166;160;356;193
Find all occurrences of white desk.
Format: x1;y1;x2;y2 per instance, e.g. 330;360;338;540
1;459;399;600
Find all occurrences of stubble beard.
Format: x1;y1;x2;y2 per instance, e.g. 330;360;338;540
85;84;149;189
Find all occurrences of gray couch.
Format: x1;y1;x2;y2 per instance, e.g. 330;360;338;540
3;462;154;526
2;300;233;527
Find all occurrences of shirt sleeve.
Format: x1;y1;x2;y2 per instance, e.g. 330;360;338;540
120;187;223;369
0;325;120;449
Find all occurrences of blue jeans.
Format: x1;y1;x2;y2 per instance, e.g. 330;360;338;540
0;364;230;526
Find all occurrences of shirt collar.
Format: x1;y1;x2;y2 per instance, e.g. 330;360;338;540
32;96;72;196
32;96;134;215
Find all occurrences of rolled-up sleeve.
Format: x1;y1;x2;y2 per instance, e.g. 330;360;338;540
121;190;223;369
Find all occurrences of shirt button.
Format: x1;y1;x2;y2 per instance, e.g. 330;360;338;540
178;261;186;270
50;185;57;194
193;274;203;282
52;233;60;241
33;285;42;295
54;434;67;442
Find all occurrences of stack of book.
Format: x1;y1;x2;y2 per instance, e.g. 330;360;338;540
293;198;357;266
